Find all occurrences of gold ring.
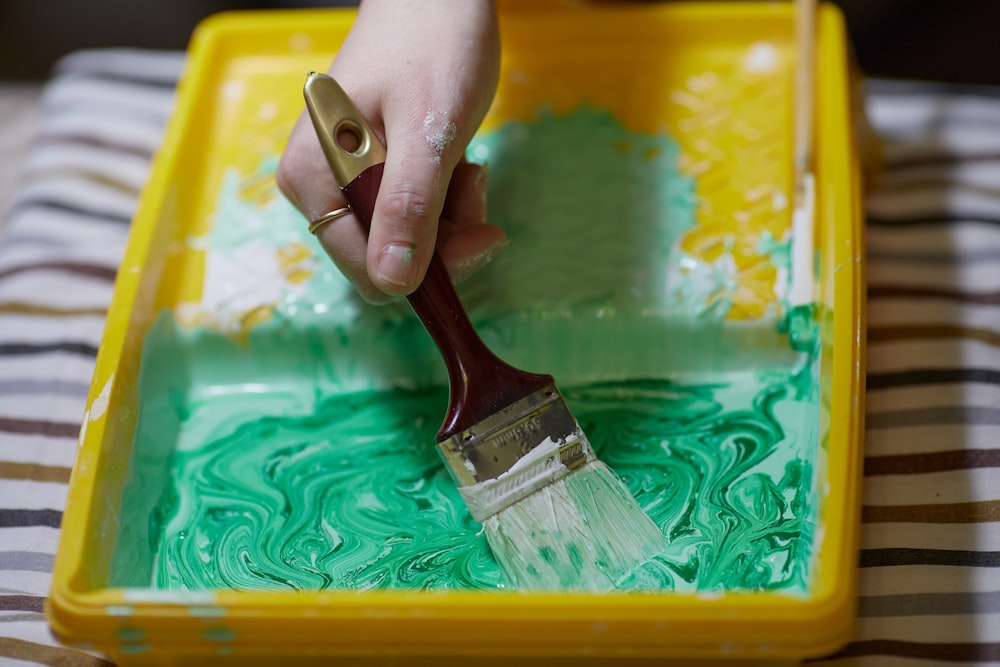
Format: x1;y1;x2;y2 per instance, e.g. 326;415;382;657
308;206;352;234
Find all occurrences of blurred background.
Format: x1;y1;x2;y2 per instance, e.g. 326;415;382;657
2;0;999;226
2;0;999;83
0;0;1000;83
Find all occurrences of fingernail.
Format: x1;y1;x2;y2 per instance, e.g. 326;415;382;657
376;243;419;288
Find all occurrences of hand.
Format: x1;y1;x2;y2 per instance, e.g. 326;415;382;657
277;0;506;303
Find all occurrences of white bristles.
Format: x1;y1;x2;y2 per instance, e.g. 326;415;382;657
482;460;668;591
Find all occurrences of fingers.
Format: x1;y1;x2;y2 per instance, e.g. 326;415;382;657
276;112;341;223
278;104;507;303
277;118;501;303
438;219;508;284
437;161;508;283
277;112;390;303
275;0;501;302
275;0;501;303
363;128;447;296
443;160;489;231
277;103;511;303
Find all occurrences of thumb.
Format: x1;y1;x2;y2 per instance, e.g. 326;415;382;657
366;130;453;296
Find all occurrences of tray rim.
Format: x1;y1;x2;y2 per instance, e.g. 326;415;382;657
46;2;865;660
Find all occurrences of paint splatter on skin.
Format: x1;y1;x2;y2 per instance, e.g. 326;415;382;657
424;110;457;163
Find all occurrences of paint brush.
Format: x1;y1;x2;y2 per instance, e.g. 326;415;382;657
302;72;667;590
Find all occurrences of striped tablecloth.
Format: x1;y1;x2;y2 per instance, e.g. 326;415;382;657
2;50;999;666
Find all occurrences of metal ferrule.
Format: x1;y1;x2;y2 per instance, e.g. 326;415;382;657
437;385;589;487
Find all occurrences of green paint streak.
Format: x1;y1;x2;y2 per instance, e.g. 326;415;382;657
110;105;821;595
124;313;817;593
201;106;701;331
188;606;226;617
783;304;819;353
203;627;237;642
118;643;150;655
115;626;145;642
464;106;697;316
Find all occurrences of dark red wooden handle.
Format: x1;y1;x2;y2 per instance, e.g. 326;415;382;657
342;163;552;440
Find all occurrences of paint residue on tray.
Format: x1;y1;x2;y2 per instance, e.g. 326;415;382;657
113;103;819;594
131;314;817;593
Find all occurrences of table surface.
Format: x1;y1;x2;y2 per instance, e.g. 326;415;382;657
3;49;1000;666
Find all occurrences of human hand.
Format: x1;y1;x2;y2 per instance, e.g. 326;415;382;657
277;0;505;303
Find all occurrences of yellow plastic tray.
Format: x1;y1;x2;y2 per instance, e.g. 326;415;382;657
47;3;865;664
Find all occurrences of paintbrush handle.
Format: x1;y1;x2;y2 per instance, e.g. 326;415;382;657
302;71;552;438
342;162;552;440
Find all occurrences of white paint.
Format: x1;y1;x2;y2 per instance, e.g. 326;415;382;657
789;174;815;307
457;432;597;522
472;144;490;161
106;605;134;617
665;246;738;318
185;234;209;250
258;102;278;121
288;32;312;52
123;589;217;604
743;42;779;73
670;89;704;112
220;80;245;102
423;110;457;161
772;189;788;212
77;413;88;448
192;241;314;333
88;372;115;421
686;72;717;93
695;589;725;601
773;262;790;303
462;456;477;477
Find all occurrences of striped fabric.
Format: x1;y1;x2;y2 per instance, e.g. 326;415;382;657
812;81;1000;666
0;50;183;667
2;52;1000;665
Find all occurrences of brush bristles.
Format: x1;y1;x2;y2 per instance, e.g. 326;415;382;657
482;459;668;591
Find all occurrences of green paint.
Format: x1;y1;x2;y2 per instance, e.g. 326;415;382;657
196;106;700;331
463;106;697;315
115;626;145;642
120;313;817;593
782;304;819;353
203;627;237;642
188;606;226;617
759;231;818;352
118;643;150;655
112;105;820;595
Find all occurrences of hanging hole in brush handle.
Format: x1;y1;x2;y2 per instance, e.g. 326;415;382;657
334;119;364;154
302;73;552;439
